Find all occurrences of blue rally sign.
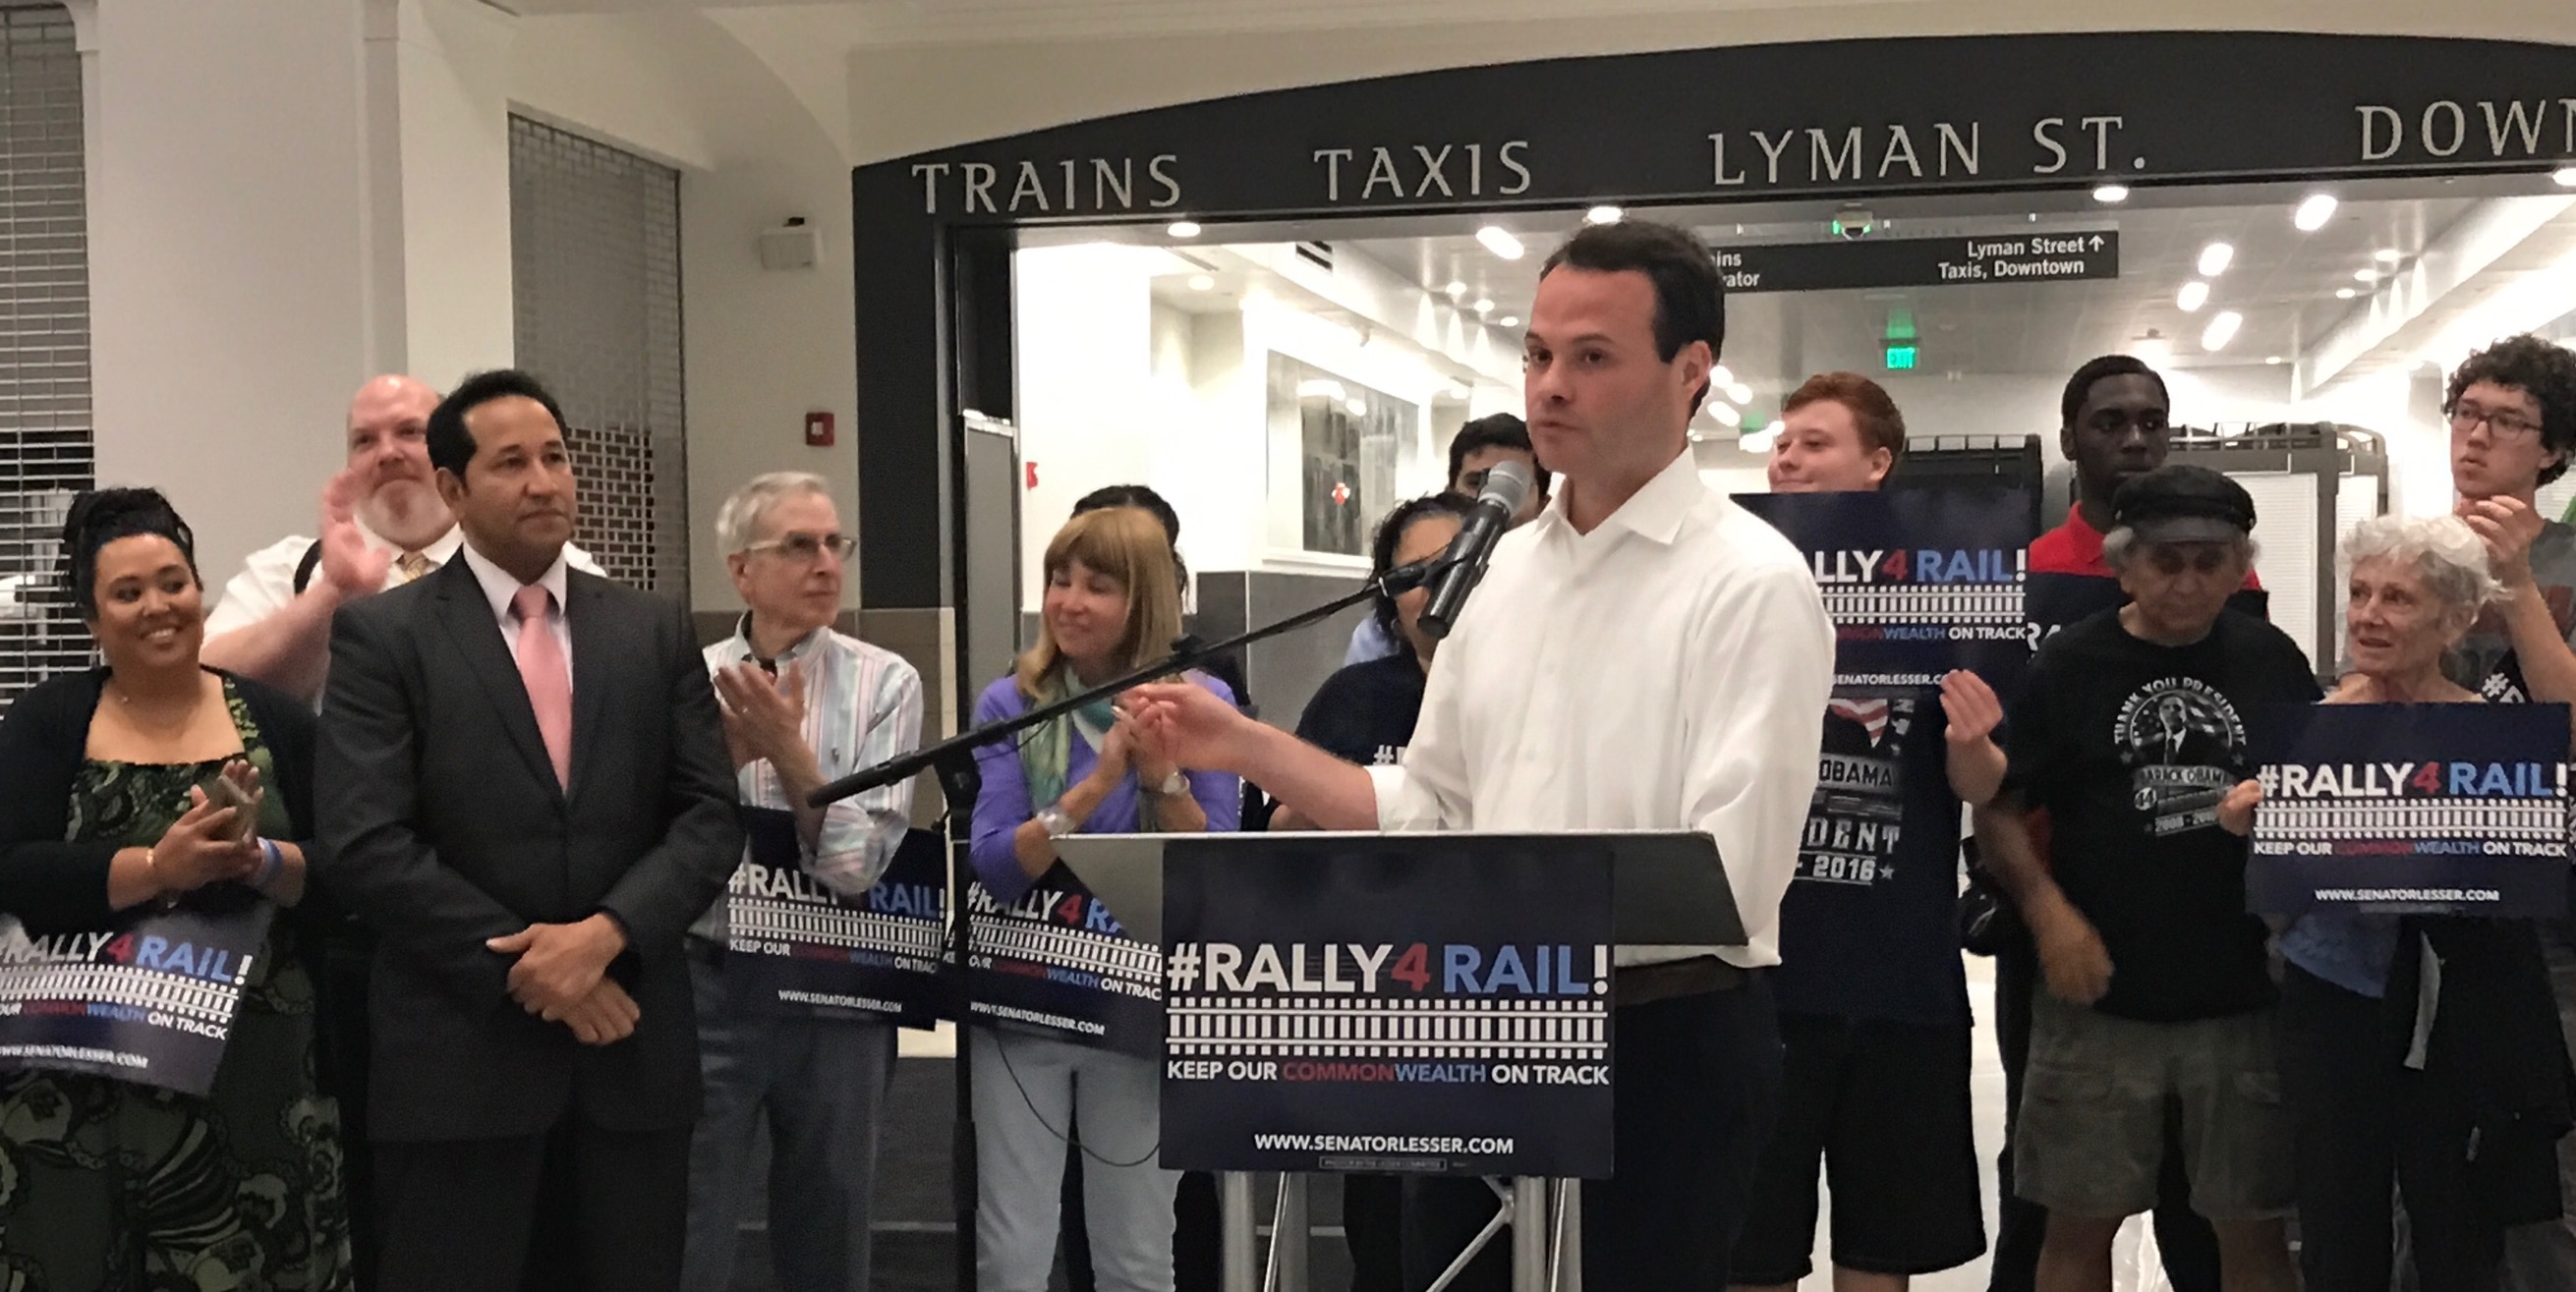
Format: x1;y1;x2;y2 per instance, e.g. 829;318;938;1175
723;811;949;1027
1160;836;1614;1178
0;902;274;1096
1735;487;2036;696
963;865;1163;1059
2248;702;2571;916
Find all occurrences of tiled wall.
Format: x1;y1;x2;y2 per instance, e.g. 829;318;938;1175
0;5;90;712
509;115;688;602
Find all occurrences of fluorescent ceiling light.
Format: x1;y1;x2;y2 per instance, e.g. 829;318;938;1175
1712;403;1743;427
2353;267;2379;282
2294;194;2339;232
2373;248;2404;263
1344;397;1367;417
1473;298;1495;314
2201;309;2243;352
1444;280;1467;299
2264;355;2284;365
2335;287;2358;299
1736;428;1768;453
2092;184;2131;203
1167;220;1202;239
2177;281;2210;312
1476;226;1525;260
1585;205;1624;225
1497;315;1521;329
1725;381;1752;405
1186;274;1215;291
2197;243;2235;277
1711;364;1735;387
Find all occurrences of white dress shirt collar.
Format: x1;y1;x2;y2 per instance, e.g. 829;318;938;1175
1530;446;1703;548
456;537;572;624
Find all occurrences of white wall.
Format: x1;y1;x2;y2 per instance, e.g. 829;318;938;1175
394;0;514;389
86;0;381;585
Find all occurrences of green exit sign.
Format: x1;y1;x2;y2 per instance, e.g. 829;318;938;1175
1883;343;1919;370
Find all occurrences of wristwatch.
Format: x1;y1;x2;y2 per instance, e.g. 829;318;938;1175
1153;770;1189;798
1036;805;1076;838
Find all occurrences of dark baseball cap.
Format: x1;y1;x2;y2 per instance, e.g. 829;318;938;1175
2111;464;2256;545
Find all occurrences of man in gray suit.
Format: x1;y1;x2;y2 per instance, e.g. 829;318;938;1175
317;368;741;1292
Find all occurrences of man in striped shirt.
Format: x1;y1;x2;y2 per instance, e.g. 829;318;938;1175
679;472;925;1292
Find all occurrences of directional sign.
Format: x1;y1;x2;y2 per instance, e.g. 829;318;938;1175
1712;232;2120;294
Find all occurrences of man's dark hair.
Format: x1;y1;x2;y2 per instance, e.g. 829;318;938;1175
1072;483;1185;583
2059;355;2171;428
1369;492;1475;646
1445;414;1552;497
427;368;571;478
2445;334;2576;486
60;486;197;616
1539;220;1726;366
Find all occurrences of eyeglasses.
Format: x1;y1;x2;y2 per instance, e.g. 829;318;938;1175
2450;403;2543;440
2147;546;2232;577
743;533;856;562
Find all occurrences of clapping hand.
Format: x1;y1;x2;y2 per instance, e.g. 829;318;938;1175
151;784;261;893
316;465;391;598
2460;496;2545;590
1938;670;2004;746
1122;682;1251;774
714;660;807;770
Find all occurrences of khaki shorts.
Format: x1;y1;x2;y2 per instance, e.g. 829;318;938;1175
2014;992;2293;1221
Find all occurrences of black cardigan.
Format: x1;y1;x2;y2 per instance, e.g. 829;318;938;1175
0;666;322;934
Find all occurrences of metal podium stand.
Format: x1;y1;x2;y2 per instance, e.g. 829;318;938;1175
1059;829;1746;1292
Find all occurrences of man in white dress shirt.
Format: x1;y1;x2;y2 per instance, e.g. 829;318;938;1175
1128;218;1834;1288
203;373;598;703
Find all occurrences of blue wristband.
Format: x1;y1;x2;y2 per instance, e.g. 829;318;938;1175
253;837;284;892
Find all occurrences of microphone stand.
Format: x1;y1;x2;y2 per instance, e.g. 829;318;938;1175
811;556;1443;1291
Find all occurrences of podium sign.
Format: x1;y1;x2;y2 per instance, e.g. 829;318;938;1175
2248;702;2571;916
1159;836;1614;1178
722;813;949;1027
1735;487;2035;695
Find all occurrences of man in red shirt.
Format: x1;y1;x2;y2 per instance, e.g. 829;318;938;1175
1987;355;2261;1292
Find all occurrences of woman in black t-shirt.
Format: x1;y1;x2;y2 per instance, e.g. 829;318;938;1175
1277;492;1468;1291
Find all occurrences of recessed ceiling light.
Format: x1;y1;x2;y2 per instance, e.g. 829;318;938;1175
1725;381;1753;405
2264;356;2284;365
1585;205;1624;225
1444;280;1467;300
1497;315;1521;329
1186;274;1215;292
2354;267;2379;282
1712;404;1743;427
1736;428;1768;453
2556;166;2576;188
2335;287;2358;299
1476;225;1526;260
1472;298;1495;314
2201;310;2243;352
2092;184;2131;203
2294;193;2340;232
1711;364;1735;387
2373;248;2404;263
1167;220;1202;239
2197;243;2235;277
2177;281;2210;312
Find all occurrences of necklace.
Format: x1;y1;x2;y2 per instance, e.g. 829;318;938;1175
109;674;203;734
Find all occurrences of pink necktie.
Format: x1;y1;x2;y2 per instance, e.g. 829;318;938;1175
511;584;573;788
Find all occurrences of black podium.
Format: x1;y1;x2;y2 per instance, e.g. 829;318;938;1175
1057;829;1746;1292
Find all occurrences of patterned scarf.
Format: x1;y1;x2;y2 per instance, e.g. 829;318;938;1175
1019;663;1161;832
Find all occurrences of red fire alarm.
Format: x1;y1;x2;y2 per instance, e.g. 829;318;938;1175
804;412;834;447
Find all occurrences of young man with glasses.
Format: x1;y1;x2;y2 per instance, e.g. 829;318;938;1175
679;472;923;1292
2439;334;2576;1292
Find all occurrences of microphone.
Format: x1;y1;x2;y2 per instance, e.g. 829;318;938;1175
1417;459;1533;641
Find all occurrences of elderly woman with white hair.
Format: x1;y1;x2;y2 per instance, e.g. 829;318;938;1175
2230;513;2570;1292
